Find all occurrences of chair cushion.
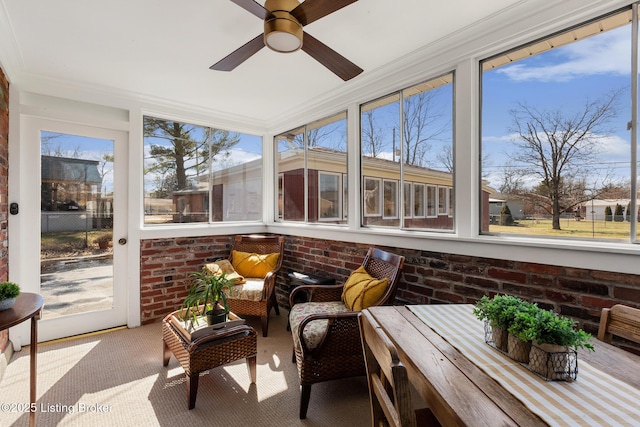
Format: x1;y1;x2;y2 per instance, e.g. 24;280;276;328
223;278;265;302
232;250;280;278
289;301;349;350
204;259;246;284
341;266;389;311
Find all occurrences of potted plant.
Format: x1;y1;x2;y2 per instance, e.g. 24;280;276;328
505;302;540;363
0;282;20;311
95;233;112;249
473;294;524;351
512;308;593;380
181;269;234;327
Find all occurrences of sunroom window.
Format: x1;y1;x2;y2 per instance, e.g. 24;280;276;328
361;73;455;230
143;116;262;225
481;8;637;241
276;112;348;224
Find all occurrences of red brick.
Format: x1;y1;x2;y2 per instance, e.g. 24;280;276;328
487;268;527;283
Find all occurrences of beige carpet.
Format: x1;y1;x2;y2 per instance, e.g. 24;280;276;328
0;312;370;426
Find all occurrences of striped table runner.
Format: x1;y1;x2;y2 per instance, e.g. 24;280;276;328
408;304;640;427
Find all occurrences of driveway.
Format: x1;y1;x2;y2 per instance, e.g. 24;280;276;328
40;256;113;319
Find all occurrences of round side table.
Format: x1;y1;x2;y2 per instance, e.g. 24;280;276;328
0;292;44;427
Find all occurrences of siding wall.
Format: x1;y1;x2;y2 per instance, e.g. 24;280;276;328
140;233;640;353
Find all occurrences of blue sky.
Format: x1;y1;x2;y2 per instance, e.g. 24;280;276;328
481;24;633;189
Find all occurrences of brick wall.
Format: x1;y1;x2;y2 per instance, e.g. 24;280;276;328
0;68;9;352
140;234;640;352
140;235;235;323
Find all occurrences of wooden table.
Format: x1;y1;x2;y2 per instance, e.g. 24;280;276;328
363;304;640;426
0;293;44;427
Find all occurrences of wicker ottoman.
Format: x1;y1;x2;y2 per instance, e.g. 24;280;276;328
162;311;257;409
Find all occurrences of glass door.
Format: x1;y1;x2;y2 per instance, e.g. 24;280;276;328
21;118;128;342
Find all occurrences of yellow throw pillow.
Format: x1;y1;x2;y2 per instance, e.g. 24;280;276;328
231;250;280;279
204;259;246;284
341;266;389;311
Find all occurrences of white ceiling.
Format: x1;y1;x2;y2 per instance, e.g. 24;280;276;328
0;0;565;126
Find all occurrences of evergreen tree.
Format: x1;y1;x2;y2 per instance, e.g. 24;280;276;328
500;204;514;226
614;203;624;222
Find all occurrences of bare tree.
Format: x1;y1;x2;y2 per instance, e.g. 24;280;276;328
497;162;527;195
508;91;619;230
362;110;386;158
403;90;450;167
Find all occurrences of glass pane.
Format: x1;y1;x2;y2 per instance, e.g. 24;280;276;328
143;117;211;224
481;10;632;241
383;180;398;218
403;74;454;230
211;132;262;221
276;126;305;221
361;93;401;227
307;112;347;224
318;173;341;220
426;185;437;217
414;184;425;217
143;117;258;224
41;132;114;318
404;182;412;218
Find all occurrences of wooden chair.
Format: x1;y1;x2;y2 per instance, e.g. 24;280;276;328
597;304;640;345
226;235;285;337
359;309;437;427
289;247;404;419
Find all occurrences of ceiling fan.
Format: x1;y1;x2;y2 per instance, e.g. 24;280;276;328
210;0;363;81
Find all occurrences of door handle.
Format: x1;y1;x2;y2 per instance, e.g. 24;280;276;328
118;238;127;245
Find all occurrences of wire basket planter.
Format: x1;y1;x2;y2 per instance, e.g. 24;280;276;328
484;320;578;381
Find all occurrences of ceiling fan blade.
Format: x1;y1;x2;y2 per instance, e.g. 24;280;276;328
210;34;265;71
301;32;363;81
291;0;358;26
230;0;272;20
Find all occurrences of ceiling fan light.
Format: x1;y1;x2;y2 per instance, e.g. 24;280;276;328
264;16;303;53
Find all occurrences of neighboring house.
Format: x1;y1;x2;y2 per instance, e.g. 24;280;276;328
489;193;525;222
577;199;638;221
173;148;494;229
41;156;104;232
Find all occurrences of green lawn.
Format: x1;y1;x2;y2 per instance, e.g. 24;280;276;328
489;218;631;240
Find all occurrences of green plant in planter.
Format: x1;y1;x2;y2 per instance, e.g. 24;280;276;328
181;269;234;326
473;294;526;329
506;303;542;341
0;282;20;311
0;282;20;301
526;309;595;351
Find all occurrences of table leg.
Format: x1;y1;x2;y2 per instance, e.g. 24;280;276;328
247;355;257;383
29;315;38;427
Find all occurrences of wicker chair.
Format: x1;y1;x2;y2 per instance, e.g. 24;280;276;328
288;247;405;419
226;235;285;337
